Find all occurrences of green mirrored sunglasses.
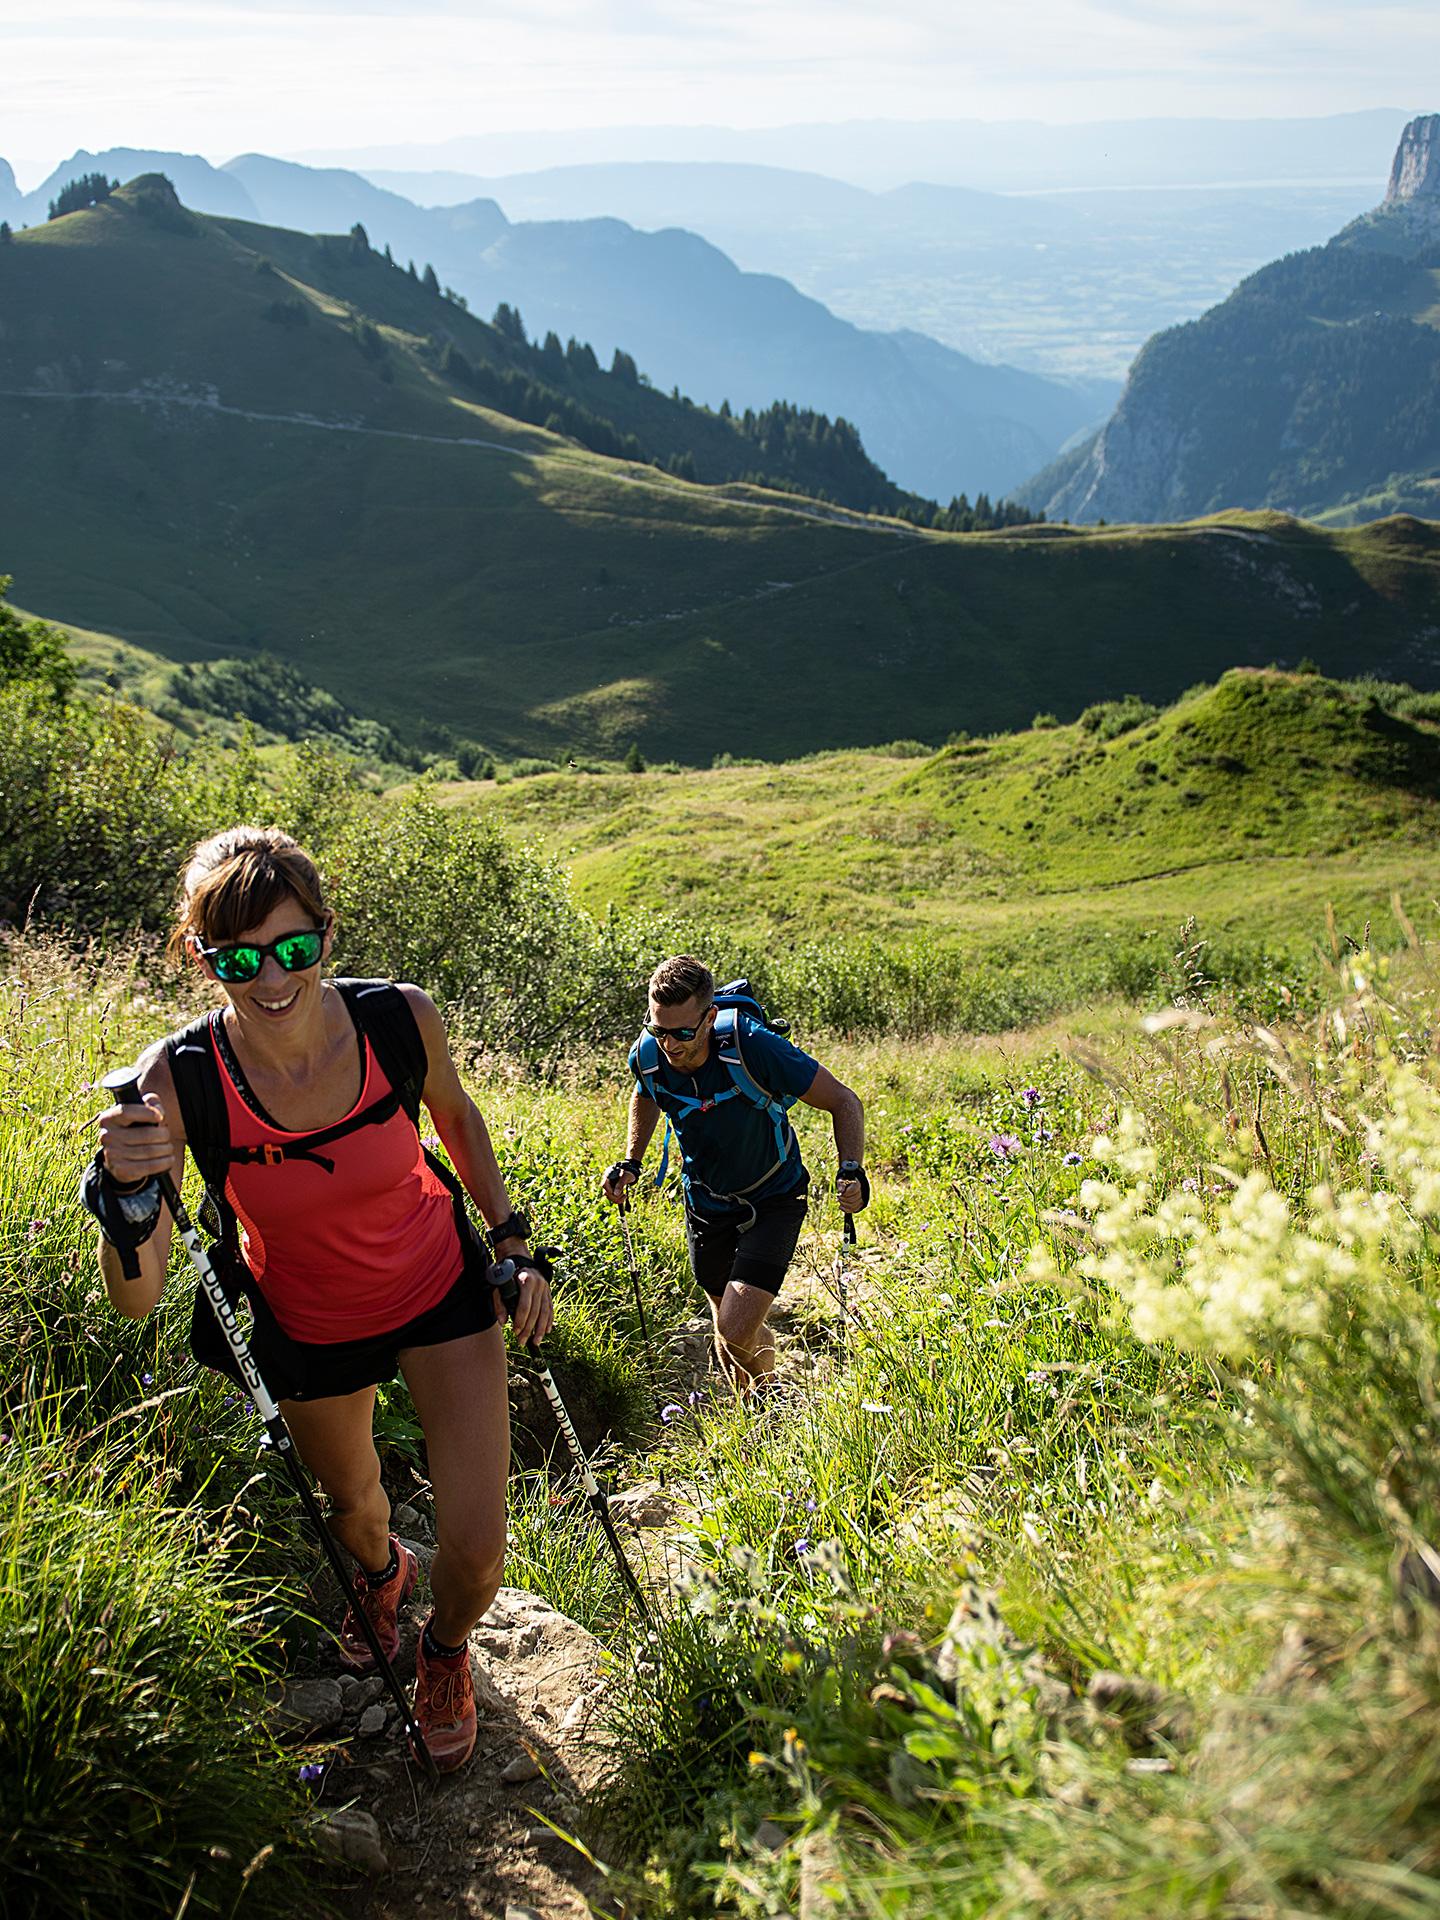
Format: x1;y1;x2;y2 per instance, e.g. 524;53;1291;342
199;927;325;983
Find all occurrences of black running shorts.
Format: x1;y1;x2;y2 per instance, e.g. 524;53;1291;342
197;1264;497;1404
685;1177;809;1300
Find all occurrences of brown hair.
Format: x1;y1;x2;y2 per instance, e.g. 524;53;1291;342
167;825;329;965
649;954;713;1008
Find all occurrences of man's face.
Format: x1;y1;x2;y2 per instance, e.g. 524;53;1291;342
646;992;715;1074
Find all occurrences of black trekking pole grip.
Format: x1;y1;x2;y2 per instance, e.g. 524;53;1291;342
492;1258;650;1618
100;1070;439;1778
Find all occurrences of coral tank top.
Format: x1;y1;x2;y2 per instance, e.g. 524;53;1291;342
214;1020;464;1343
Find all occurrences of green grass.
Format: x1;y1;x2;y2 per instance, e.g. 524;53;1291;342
455;667;1440;984
4;186;1440;761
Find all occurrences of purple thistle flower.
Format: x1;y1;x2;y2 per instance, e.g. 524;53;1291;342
1062;1151;1083;1167
1021;1088;1042;1110
989;1133;1022;1160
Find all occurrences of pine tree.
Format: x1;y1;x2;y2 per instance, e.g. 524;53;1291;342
48;172;114;220
609;347;639;385
422;262;440;294
492;302;527;344
0;222;10;244
348;222;370;257
624;741;646;774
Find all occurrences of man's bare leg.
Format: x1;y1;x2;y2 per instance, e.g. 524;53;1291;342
707;1280;777;1394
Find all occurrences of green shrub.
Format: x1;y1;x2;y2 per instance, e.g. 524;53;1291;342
1077;695;1161;741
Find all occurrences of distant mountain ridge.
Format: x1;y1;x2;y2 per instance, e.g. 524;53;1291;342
1028;114;1440;526
1;143;1110;501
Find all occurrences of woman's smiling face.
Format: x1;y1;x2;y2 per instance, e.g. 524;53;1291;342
195;895;332;1029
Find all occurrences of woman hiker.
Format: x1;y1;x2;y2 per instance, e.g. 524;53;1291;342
84;824;551;1773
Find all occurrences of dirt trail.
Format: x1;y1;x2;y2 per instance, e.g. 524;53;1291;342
288;1568;608;1920
292;1216;879;1917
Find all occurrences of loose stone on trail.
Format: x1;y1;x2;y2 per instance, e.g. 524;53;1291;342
274;1677;345;1734
315;1807;390;1875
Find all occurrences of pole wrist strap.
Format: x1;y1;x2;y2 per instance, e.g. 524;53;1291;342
836;1160;871;1207
80;1150;163;1277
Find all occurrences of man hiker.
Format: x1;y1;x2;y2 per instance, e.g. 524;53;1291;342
601;955;867;1390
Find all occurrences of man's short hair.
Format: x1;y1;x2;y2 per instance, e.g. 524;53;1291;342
649;954;714;1008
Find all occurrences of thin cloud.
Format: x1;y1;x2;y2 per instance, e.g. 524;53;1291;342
2;0;1431;185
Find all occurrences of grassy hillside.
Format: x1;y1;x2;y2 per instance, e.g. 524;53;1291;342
458;668;1440;964
5;181;1440;762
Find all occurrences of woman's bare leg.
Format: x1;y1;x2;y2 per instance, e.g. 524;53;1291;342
281;1385;391;1571
399;1323;510;1645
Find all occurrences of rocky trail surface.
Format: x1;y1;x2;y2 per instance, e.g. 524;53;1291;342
278;1219;880;1917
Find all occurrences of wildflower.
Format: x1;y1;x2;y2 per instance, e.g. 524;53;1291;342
747;1751;767;1769
27;1218;45;1240
422;1132;441;1152
805;1498;817;1513
989;1133;1022;1160
1035;1126;1055;1144
860;1401;893;1415
661;1403;684;1423
1021;1088;1042;1110
783;1727;806;1754
688;1390;702;1406
1062;1150;1083;1167
298;1762;325;1784
141;1371;153;1387
793;1538;810;1557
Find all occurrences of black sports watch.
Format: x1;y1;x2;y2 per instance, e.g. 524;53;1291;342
487;1207;531;1250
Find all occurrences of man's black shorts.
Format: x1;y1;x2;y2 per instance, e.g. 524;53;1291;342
685;1177;809;1300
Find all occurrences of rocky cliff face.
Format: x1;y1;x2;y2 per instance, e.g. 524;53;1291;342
1386;115;1440;204
1027;113;1440;524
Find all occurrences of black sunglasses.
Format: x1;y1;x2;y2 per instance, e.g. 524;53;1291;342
645;1007;713;1043
199;927;325;983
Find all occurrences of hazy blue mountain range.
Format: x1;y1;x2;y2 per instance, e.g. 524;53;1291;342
301;109;1414;194
2;145;1111;502
1027;115;1440;527
364;160;1380;380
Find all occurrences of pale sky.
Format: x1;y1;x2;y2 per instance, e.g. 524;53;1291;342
3;0;1434;188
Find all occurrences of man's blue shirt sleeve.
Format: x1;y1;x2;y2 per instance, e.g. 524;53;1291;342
744;1024;820;1099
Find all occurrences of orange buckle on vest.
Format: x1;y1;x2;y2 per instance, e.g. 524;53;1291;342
261;1143;285;1167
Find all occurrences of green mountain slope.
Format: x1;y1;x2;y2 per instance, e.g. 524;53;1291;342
1030;116;1440;525
461;669;1440;967
6;178;1440;762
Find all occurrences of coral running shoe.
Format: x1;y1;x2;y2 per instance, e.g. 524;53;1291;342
414;1626;477;1773
337;1535;417;1674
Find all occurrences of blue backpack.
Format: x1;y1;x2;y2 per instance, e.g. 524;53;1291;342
633;979;797;1199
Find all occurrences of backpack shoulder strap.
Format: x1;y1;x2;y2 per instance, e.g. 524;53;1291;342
165;1011;229;1198
334;978;428;1124
715;1009;792;1110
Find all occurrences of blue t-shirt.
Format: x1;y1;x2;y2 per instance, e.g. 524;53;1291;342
630;1019;820;1215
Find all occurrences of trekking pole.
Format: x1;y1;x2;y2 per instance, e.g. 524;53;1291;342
616;1198;668;1442
837;1213;856;1364
101;1071;438;1781
491;1256;651;1619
